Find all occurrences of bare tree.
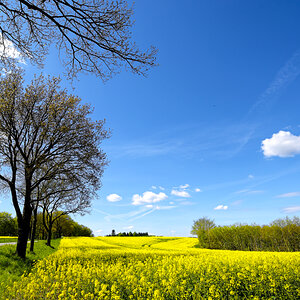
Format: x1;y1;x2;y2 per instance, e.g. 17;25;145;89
0;69;109;258
0;0;157;80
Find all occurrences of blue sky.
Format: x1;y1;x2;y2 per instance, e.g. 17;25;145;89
1;0;300;236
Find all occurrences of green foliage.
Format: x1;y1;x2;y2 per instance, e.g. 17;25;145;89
0;212;17;236
192;216;300;251
0;239;60;295
34;211;93;239
191;217;216;248
0;70;109;258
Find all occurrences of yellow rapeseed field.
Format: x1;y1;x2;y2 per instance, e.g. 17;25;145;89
4;237;300;299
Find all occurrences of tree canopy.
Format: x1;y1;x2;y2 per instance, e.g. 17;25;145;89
0;212;17;236
0;69;109;257
0;0;157;80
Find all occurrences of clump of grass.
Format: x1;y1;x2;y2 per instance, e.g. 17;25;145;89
0;239;60;294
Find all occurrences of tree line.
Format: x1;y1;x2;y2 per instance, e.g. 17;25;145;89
191;216;300;252
107;229;149;237
0;211;92;239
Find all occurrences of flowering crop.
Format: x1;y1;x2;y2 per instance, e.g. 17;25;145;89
4;237;300;299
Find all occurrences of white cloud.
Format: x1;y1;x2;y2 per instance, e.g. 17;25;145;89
145;204;154;208
171;190;191;198
282;206;300;213
158;186;165;191
248;174;254;179
155;205;176;210
214;205;228;210
151;186;157;189
123;225;134;230
262;131;300;157
0;37;25;64
195;188;201;192
179;184;189;189
106;194;122;202
132;191;168;205
169;201;174;205
277;192;300;198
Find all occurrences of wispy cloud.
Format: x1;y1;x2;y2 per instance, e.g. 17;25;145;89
231;200;243;206
277;192;300;198
94;207;149;222
282;206;300;213
171;190;191;198
214;205;228;210
130;205;177;221
249;49;300;114
195;188;202;192
235;189;264;195
179;201;194;206
130;208;156;221
179;184;189;189
123;225;134;230
152;185;165;190
106;123;256;160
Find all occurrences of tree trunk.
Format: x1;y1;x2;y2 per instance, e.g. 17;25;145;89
46;222;52;247
30;205;38;252
16;204;32;258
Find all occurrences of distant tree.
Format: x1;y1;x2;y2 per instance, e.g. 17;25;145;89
108;231;149;237
71;223;93;237
35;211;93;238
37;177;91;247
191;217;216;248
0;70;109;258
0;212;17;236
53;214;74;238
270;216;300;227
193;217;300;252
0;0;157;80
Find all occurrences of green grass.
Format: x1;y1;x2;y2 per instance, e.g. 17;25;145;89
0;239;61;295
0;237;18;243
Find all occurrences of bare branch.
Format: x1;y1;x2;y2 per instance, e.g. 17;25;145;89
0;0;157;80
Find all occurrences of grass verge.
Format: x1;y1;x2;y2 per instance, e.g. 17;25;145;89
0;239;61;295
0;238;18;243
